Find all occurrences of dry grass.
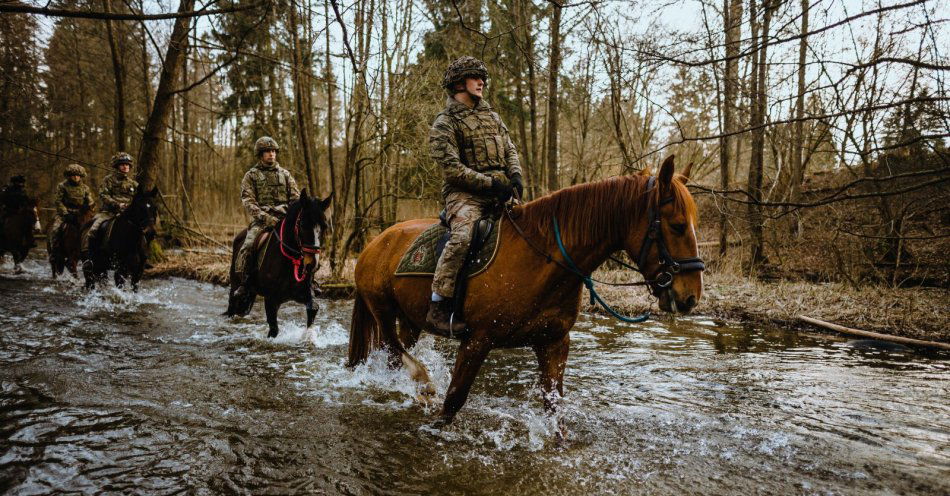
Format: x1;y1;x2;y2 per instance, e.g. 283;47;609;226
147;249;949;343
146;250;231;286
588;267;950;343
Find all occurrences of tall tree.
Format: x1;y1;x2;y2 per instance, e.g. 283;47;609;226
545;0;563;192
137;0;195;189
102;0;126;151
719;0;742;256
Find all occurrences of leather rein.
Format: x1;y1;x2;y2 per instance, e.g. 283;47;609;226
504;176;705;323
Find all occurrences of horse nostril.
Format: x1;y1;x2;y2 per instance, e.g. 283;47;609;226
684;295;696;311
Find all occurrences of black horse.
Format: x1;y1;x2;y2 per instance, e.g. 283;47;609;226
82;186;160;290
224;189;331;338
49;205;94;278
0;199;39;273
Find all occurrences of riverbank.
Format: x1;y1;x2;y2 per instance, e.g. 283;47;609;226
147;251;950;344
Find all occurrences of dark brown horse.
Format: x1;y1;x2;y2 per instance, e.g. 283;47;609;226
347;156;703;425
224;190;332;338
0;199;39;273
82;186;160;290
49;206;94;278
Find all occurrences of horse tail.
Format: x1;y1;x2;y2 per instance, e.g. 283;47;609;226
347;290;378;367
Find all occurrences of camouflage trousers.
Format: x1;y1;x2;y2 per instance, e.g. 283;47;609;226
81;212;114;254
235;220;267;276
432;191;496;298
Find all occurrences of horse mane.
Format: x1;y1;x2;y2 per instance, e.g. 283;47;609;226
516;174;698;247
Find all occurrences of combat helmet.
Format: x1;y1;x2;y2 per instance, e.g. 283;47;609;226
111;152;133;168
442;56;489;90
255;136;280;157
64;163;87;178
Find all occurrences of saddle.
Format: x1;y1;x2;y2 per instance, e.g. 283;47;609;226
394;211;500;279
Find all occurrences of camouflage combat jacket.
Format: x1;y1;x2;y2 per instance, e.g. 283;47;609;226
56;180;95;216
429;97;522;198
100;172;138;213
240;162;300;223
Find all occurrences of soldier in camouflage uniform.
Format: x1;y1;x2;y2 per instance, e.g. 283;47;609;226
81;152;138;260
232;136;300;299
426;56;524;335
50;164;95;246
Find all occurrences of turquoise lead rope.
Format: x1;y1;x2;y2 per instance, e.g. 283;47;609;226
552;216;651;324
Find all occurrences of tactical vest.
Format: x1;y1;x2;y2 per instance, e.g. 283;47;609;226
451;110;507;172
252;166;290;207
103;173;137;210
60;182;89;209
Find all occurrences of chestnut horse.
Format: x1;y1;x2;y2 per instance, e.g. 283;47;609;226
347;155;703;424
49;205;94;278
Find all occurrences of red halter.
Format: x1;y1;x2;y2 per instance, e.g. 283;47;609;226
276;212;320;283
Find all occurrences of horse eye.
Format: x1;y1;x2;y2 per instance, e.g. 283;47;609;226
671;223;687;235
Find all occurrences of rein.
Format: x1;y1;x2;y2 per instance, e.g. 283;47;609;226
504;176;706;324
275;208;320;283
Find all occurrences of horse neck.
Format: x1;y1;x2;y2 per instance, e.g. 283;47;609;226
535;177;649;275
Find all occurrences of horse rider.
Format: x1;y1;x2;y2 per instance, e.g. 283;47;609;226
0;175;31;217
81;152;138;264
232;136;300;300
50;164;95;247
426;56;524;335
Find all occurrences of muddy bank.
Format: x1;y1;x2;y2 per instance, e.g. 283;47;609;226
147;251;950;344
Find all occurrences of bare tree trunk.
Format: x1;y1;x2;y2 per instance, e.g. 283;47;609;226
289;0;316;195
719;0;742;257
325;0;341;276
746;0;772;270
136;0;194;189
545;0;563;192
103;0;126;151
787;0;809;236
180;27;191;221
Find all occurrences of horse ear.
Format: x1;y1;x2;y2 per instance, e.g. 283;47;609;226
659;155;675;186
300;188;309;200
679;162;694;183
320;192;334;210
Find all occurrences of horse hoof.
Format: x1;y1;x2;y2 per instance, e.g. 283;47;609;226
267;330;278;338
415;383;437;407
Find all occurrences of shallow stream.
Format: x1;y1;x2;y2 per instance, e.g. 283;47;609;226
1;257;948;494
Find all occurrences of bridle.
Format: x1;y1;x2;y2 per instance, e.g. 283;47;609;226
637;176;706;295
275;206;322;283
505;175;705;322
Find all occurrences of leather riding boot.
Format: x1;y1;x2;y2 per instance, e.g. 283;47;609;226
426;299;467;336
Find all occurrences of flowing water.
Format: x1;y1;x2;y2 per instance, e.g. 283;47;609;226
1;256;948;495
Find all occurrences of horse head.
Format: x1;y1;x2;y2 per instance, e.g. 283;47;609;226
292;189;332;269
623;155;704;314
125;186;160;240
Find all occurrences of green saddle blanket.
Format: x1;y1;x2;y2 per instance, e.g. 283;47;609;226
394;221;501;277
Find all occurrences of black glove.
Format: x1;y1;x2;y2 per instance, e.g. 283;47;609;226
510;173;524;200
489;177;514;203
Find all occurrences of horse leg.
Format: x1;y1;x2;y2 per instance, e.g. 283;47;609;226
373;304;435;404
264;297;280;338
439;337;492;425
305;287;318;328
533;333;570;441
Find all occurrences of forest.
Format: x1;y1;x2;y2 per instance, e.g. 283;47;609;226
1;0;947;336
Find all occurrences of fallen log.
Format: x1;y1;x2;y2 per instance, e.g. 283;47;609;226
797;315;950;350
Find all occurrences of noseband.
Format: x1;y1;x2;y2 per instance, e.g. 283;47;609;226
638;176;706;295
